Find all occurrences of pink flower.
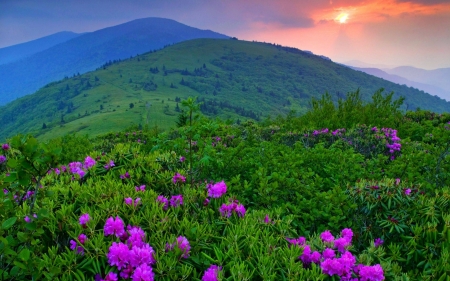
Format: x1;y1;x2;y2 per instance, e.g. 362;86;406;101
132;263;154;281
320;230;335;243
404;188;411;196
172;173;186;184
0;155;6;164
120;171;130;179
104;272;118;281
130;244;156;267
124;197;133;205
322;248;335;260
104;160;115;170
359;264;385;281
107;242;130;270
24;216;31;223
135;185;146;192
264;214;271;224
207;181;227;198
127;225;146;248
104;216;125;238
180;156;185;162
78;234;87;244
334;237;351;253
1;143;10;150
286;237;306;247
374;238;384;247
79;213;90;226
169;195;183;207
395;178;400;185
156;196;169;210
235;204;246;217
202;265;222;281
176;236;191;258
84;156;96;169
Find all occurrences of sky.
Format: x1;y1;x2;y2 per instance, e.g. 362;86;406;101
1;0;449;70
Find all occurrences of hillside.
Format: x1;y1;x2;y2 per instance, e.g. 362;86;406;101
0;17;229;105
1;38;449;141
0;31;81;65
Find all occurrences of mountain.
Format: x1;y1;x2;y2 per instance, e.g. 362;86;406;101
0;31;81;65
1;38;449;141
349;67;450;101
383;66;450;96
0;17;229;105
343;60;396;69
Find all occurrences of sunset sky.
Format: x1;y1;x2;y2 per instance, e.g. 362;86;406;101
1;0;449;69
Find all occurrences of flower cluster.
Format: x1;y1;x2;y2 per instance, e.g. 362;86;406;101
120;171;130;179
207;181;227;198
1;143;9;150
156;194;183;210
381;128;401;160
79;213;90;228
201;264;222;281
104;160;115;170
69;234;87;255
219;199;246;218
293;228;385;281
125;197;141;207
165;236;191;258
67;156;96;178
172;173;186;184
135;185;146;192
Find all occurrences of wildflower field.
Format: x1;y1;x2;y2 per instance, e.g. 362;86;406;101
1;93;449;280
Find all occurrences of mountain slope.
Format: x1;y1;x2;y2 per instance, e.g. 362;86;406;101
0;31;81;65
0;38;449;141
350;67;450;101
0;17;229;105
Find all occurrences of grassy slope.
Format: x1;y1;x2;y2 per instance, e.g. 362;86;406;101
1;38;449;141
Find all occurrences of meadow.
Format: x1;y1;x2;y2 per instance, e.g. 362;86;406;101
1;94;449;280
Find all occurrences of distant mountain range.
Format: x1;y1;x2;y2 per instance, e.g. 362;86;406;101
1;38;449;141
0;17;229;105
0;31;82;65
344;61;450;101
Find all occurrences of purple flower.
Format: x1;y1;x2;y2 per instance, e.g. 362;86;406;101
202;265;222;281
169;195;183;207
124;197;133;205
207;181;227;198
120;171;130;179
334;237;351;253
78;234;87;244
180;156;185;162
79;213;90;227
104;272;118;281
135;185;146;192
107;242;130;270
69;239;84;255
235;204;246;217
104;216;125;238
286;237;306;247
1;143;10;150
156;196;169;210
404;188;411;196
104;160;115;170
299;245;312;264
130;244;156;267
320;230;335;243
172;173;186;184
395;178;401;185
359;264;385;281
374;238;384;247
203;198;210;206
219;204;232;217
127;225;146;248
176;236;191;258
24;216;31;223
322;248;335;260
84;156;96;169
341;228;353;243
132;263;154;281
264;214;271;224
0;155;6;164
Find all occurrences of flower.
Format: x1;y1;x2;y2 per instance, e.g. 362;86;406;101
286;237;306;247
202;265;222;281
24;216;31;223
358;264;385;281
79;213;90;226
0;155;6;164
374;238;384;247
107;242;130;270
172;173;186;184
104;216;125;238
322;248;335;260
132;263;154;281
120;171;130;179
127;225;146;248
135;185;146;192
179;156;185;162
320;230;335;243
124;197;133;205
404;188;411;196
78;234;87;244
176;236;191;258
334;237;351;253
1;143;10;150
69;239;84;255
264;214;271;224
341;228;353;243
104;272;118;281
235;204;246;217
219;204;232;217
84;156;96;169
169;195;183;207
156;196;169;210
207;181;227;198
104;160;115;170
395;178;401;185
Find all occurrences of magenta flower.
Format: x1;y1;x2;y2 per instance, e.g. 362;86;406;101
358;264;385;281
180;156;185;162
172;173;186;184
129;244;156;267
78;234;87;244
299;245;312;264
124;197;133;205
127;225;146;248
104;160;115;170
404;188;411;196
69;239;84;255
103;272;118;281
334;237;351;253
24;216;31;223
219;204;232;217
1;143;10;150
84;156;96;169
207;181;227;198
0;155;6;164
235;204;246;217
135;185;146;192
322;248;335;260
395;178;400;185
132;263;154;281
320;230;335;243
341;228;353;242
176;236;191;258
264;214;271;224
202;265;222;281
104;216;125;237
169;195;183;207
203;198;210;206
107;242;130;270
374;238;384;247
79;213;90;227
120;171;130;179
286;237;306;247
156;196;169;210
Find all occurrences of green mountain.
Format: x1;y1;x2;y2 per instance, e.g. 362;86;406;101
1;38;449;141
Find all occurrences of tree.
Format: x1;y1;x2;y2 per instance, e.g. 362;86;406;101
100;105;104;110
129;103;134;109
42;123;47;129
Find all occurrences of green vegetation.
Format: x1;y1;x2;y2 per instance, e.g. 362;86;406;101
1;92;450;280
1;39;449;142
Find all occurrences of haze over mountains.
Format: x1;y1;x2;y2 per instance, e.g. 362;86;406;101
0;17;229;105
1;38;449;141
345;61;450;101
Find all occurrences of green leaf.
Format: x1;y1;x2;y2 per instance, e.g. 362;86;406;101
7;158;18;168
38;208;50;218
2;217;17;230
10;266;20;276
18;248;30;261
25;222;37;231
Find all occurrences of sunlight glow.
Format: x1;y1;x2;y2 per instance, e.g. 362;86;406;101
336;13;348;24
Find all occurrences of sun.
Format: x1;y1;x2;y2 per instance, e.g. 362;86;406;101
336;13;349;24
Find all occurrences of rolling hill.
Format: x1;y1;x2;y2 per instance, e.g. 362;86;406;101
0;17;229;105
0;31;81;65
1;38;449;141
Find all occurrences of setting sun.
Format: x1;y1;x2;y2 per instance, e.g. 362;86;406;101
336;13;349;23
